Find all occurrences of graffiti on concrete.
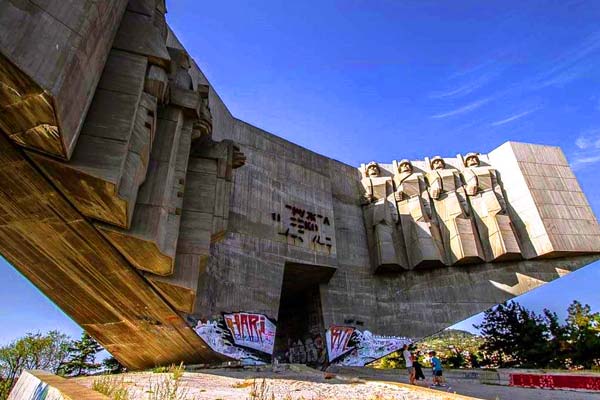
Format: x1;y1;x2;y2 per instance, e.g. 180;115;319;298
193;312;276;365
326;325;411;366
272;204;335;253
336;330;412;366
285;335;326;365
326;326;355;362
223;312;276;354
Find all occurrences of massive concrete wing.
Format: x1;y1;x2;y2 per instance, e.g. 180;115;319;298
0;0;598;369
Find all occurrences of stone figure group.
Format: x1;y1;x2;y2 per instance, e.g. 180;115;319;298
360;153;521;272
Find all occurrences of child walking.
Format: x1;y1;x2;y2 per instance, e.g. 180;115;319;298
429;351;444;387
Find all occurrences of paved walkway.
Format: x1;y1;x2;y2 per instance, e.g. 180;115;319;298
342;368;600;400
412;377;598;400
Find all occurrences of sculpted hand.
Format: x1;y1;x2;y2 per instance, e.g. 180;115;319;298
361;194;374;205
232;145;246;169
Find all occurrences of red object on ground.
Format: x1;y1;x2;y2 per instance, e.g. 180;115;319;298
510;373;600;391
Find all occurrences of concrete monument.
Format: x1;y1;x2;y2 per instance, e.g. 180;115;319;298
393;159;445;269
0;0;599;370
426;156;485;265
462;152;521;261
360;161;407;271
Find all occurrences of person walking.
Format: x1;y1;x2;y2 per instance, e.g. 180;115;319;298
413;351;426;382
402;344;416;384
429;351;444;387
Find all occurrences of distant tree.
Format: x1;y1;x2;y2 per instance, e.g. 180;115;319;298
542;309;569;368
58;332;102;377
102;356;125;374
0;331;71;399
475;301;551;368
375;330;485;370
563;301;600;369
469;352;481;368
377;351;403;369
476;300;600;369
446;350;465;369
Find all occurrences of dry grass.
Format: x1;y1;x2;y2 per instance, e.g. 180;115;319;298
146;364;189;400
248;379;275;400
246;379;321;400
92;375;131;400
232;379;255;389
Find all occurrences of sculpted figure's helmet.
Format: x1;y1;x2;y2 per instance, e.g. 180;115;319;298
398;159;412;172
464;152;480;167
365;161;380;177
430;156;445;169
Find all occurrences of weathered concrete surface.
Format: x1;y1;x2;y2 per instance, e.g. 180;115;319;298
0;0;129;159
0;1;599;370
0;133;224;369
196;111;600;339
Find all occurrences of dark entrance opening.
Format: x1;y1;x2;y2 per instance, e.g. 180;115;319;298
274;263;335;365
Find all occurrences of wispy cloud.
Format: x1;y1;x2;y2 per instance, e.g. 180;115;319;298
575;130;600;149
431;97;492;119
571;128;600;168
490;107;540;126
573;154;600;166
533;31;600;89
430;72;496;99
450;58;498;79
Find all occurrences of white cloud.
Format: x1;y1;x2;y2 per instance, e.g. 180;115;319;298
430;71;498;99
490;108;540;127
575;136;591;149
533;31;600;89
573;154;600;166
431;97;492;119
571;129;600;168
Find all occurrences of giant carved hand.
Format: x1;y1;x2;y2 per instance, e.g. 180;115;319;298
232;144;246;169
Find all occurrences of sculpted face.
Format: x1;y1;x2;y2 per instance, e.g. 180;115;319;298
432;159;445;170
399;162;412;174
465;155;480;167
366;164;380;177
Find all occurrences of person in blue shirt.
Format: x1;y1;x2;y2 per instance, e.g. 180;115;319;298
428;351;444;386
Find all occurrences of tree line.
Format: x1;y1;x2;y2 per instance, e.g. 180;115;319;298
475;300;600;369
377;300;600;370
0;331;123;399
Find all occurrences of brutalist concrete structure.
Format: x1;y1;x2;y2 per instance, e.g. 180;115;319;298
1;0;599;368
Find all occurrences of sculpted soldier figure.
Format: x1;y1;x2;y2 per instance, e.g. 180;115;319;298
426;156;484;265
393;159;444;269
360;162;407;271
461;153;521;261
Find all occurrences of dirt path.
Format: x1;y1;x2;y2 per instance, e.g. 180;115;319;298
77;367;480;400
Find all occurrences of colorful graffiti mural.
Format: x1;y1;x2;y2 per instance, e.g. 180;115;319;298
193;312;276;365
284;335;327;365
325;326;411;366
325;326;355;361
193;315;409;367
223;312;276;354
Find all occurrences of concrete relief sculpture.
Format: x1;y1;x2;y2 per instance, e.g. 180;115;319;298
360;162;407;271
461;153;521;261
393;159;445;269
426;156;485;265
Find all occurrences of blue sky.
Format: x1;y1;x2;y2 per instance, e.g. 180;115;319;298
2;0;600;343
